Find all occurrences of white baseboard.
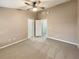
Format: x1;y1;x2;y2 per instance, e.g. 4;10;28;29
0;37;79;49
0;38;27;50
48;37;79;47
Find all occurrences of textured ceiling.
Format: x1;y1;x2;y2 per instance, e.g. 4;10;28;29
0;0;71;10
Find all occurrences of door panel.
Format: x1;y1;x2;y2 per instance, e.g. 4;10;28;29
35;20;42;36
28;19;34;38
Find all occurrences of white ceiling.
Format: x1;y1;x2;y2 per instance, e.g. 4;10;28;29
0;0;71;10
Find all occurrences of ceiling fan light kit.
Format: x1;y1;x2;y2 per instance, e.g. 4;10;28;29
33;7;38;12
24;0;45;12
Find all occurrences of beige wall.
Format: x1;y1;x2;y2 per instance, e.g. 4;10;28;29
0;0;78;47
40;0;78;44
0;7;33;46
77;0;79;45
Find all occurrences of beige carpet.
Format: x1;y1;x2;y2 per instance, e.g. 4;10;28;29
0;37;79;59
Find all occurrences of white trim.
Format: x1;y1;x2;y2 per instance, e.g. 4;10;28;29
48;37;79;46
0;37;79;49
0;38;27;49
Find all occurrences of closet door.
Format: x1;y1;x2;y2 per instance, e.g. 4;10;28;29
28;19;34;39
35;20;42;36
41;20;48;37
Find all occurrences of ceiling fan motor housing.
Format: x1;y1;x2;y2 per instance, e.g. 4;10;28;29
33;1;37;7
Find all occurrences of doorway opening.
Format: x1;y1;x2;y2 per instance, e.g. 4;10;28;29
28;19;48;39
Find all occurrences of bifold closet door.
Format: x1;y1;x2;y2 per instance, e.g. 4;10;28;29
41;20;48;37
35;20;42;36
28;19;34;38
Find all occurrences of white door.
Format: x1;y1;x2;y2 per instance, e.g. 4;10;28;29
28;19;34;39
35;20;48;37
35;20;42;36
42;20;48;37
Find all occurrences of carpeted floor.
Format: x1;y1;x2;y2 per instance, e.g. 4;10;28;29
0;37;79;59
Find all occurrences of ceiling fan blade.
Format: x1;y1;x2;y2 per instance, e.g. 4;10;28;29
16;9;23;11
25;2;31;5
38;0;41;4
27;8;33;11
27;9;30;10
40;7;45;9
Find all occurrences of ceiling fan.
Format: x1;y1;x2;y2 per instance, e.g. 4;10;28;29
24;0;45;11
